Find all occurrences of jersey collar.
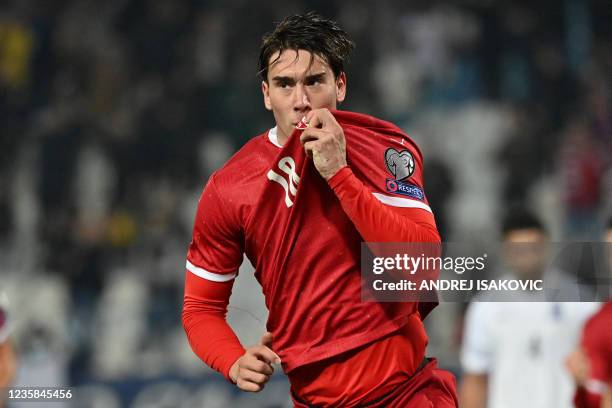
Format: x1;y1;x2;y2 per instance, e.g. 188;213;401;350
267;126;282;148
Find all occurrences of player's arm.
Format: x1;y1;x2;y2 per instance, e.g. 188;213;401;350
182;273;279;391
182;273;245;381
300;109;440;244
571;314;612;408
460;373;487;408
182;177;278;392
327;166;439;243
567;346;603;408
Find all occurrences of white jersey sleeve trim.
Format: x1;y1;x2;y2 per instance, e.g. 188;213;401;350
372;192;432;213
186;260;237;282
585;378;609;395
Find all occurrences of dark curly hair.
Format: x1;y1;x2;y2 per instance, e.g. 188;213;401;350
501;206;547;237
258;12;355;82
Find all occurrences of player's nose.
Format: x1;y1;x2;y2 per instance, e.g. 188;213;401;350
293;84;311;112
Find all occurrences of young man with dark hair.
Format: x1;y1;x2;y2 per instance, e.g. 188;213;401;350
567;218;612;408
182;12;457;406
460;207;598;408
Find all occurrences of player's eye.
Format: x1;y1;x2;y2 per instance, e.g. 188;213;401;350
306;78;322;86
276;81;292;89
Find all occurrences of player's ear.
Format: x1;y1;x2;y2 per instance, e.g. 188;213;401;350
336;72;346;104
262;80;272;111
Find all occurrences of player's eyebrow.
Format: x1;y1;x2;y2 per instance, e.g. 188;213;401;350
304;72;326;82
271;71;327;84
271;76;296;85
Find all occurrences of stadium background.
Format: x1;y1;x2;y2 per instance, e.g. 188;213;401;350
0;0;610;406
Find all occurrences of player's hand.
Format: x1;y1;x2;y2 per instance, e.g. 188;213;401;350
566;347;589;386
299;108;347;181
229;332;280;392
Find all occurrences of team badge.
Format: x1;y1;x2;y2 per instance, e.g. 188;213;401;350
385;148;414;180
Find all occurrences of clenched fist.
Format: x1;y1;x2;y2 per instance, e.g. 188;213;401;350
299;108;347;181
229;332;280;392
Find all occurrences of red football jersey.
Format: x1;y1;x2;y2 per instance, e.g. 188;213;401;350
186;110;436;372
575;302;612;407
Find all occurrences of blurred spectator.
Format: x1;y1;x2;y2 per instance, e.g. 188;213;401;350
460;207;598;408
558;115;607;240
497;104;550;210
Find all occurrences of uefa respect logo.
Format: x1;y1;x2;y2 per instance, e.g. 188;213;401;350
385;179;425;201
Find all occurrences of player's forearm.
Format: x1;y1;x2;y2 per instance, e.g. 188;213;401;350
0;340;16;387
182;299;246;381
182;273;246;381
328;167;440;243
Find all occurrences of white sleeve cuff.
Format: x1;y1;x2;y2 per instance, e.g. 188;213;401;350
186;260;237;282
372;192;432;213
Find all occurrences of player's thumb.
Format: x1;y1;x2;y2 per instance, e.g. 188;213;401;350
260;332;273;347
259;332;281;364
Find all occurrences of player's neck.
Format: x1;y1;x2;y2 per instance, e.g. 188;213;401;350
277;126;289;146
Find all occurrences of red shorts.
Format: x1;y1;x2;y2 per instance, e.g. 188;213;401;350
291;358;458;408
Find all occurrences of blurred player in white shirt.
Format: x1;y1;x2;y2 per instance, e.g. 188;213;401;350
460;207;598;408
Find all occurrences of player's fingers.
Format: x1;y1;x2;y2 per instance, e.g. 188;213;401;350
241;357;274;375
251;345;281;364
300;128;327;145
260;332;273;347
240;368;270;385
303;140;321;159
236;378;264;392
305;108;335;129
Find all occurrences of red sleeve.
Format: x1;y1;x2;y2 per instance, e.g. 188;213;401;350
186;175;244;275
574;386;602;408
575;311;612;407
327;166;440;243
584;319;612;385
328;166;441;318
182;175;246;382
182;272;245;382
